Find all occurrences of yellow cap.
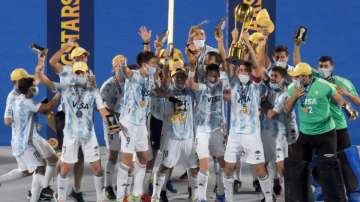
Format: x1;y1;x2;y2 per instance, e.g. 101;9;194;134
70;47;89;59
10;68;33;81
171;67;187;77
72;61;88;73
249;32;264;45
256;9;275;34
288;62;312;77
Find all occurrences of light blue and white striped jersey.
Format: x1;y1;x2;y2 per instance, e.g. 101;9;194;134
229;79;264;135
55;84;105;140
120;70;156;125
11;95;41;156
195;79;230;132
4;88;19;119
160;86;195;140
100;76;125;114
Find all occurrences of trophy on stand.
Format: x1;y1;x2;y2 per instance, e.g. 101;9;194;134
228;2;254;60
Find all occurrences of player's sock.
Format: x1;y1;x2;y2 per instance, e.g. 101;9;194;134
161;170;170;191
258;174;273;202
116;163;130;200
152;173;166;199
0;168;25;184
105;160;115;187
197;171;208;200
235;157;242;181
57;175;68;201
216;168;225;195
43;165;56;187
133;161;146;196
94;175;104;200
30;174;44;202
188;171;198;201
143;170;152;194
127;172;134;195
223;175;234;202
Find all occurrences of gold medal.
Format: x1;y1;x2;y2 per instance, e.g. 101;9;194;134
242;106;249;114
140;100;146;108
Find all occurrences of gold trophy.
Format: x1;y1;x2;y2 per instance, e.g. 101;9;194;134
228;2;254;60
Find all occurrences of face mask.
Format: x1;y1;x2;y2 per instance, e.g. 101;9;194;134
318;68;332;79
269;82;281;90
238;74;250;84
193;39;205;50
293;79;302;88
31;86;39;96
208;80;219;88
274;61;287;68
147;66;157;76
74;75;87;86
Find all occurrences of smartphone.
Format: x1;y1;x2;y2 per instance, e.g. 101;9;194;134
31;43;48;56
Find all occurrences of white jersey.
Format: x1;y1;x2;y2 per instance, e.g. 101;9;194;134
160;86;195;140
229;79;264;136
4;88;19;119
100;76;125;114
195;79;230;132
120;70;156;125
11;95;41;156
55;83;105;141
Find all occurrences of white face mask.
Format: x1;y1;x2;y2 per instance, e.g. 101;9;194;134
238;74;250;84
318;67;332;79
274;61;287;68
74;75;88;86
147;66;157;76
193;39;205;50
208;80;219;88
269;82;281;90
293;79;301;88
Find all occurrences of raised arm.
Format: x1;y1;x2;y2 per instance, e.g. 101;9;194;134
188;68;199;91
138;26;152;52
38;93;61;113
293;38;303;65
256;34;270;69
242;32;264;78
215;24;226;68
49;38;78;73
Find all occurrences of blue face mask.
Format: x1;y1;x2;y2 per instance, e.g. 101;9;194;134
147;66;157;76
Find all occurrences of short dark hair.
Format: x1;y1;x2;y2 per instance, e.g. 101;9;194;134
206;51;223;65
18;78;34;95
319;56;334;65
206;64;220;74
274;45;289;56
136;51;156;66
271;66;287;78
241;61;253;72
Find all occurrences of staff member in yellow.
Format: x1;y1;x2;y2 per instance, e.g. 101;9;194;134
284;63;347;202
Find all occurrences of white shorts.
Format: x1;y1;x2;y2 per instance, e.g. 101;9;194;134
196;128;225;159
160;134;197;169
61;136;100;164
261;129;288;163
120;121;149;154
33;135;56;159
224;133;265;165
103;120;121;151
15;146;44;173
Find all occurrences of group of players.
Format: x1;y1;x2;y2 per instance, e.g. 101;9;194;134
2;8;360;202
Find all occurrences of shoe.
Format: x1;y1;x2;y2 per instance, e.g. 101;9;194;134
141;193;152;202
253;180;262;193
215;193;225;202
40;186;55;198
273;178;282;196
313;185;324;201
27;190;31;200
160;190;168;202
199;200;208;202
70;189;85;202
105;186;116;200
213;184;218;193
165;180;178;193
233;180;242;193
